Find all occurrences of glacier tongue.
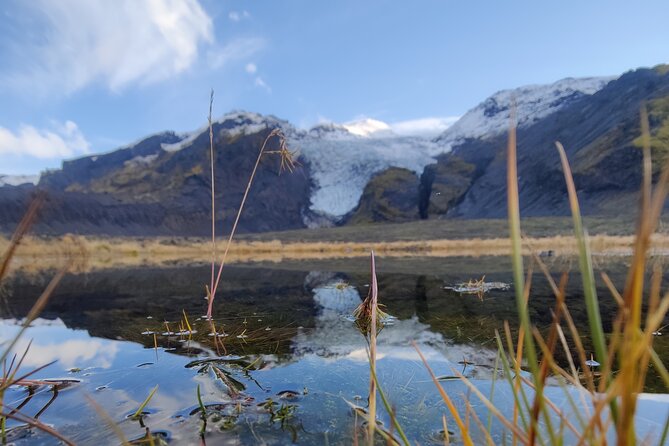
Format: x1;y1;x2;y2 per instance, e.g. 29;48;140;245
291;133;441;219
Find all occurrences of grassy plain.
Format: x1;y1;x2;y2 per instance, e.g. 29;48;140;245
2;216;669;274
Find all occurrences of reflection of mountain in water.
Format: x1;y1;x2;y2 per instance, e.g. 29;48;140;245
292;272;499;377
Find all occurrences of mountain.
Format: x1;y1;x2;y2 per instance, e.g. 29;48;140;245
433;76;615;151
3;66;664;236
419;65;669;219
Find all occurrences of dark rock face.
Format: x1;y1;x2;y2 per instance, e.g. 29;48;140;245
0;126;312;236
347;167;420;224
418;155;476;218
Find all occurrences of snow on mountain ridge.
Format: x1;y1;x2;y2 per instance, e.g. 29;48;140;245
162;110;295;152
0;174;39;186
435;76;617;150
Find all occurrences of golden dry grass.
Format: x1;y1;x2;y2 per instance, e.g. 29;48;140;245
2;233;669;274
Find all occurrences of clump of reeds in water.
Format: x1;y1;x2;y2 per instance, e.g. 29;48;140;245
353;251;390;337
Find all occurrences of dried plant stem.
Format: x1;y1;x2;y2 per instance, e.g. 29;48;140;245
207;129;285;319
208;90;216;310
366;251;378;446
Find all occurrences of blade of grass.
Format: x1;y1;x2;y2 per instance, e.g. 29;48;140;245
208;90;217;314
367;251;378;446
367;351;410;446
507;110;544;445
208;129;289;319
132;385;158;420
84;394;130;445
196;384;207;437
412;341;474;446
555;142;608;379
0;408;75;446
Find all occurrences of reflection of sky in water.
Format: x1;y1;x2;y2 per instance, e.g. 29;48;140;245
0;273;667;444
0;318;119;369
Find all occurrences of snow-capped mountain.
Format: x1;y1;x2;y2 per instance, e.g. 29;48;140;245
4;64;659;237
292;76;615;221
434;76;616;150
0;174;39;187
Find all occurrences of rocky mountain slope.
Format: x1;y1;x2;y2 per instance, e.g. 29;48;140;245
420;65;669;219
3;65;667;236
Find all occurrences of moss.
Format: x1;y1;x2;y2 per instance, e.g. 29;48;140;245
632;95;669;170
348;167;419;224
653;64;669;76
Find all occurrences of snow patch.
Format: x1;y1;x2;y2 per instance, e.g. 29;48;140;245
435;76;616;151
161;110;294;152
0;174;39;186
123;154;158;168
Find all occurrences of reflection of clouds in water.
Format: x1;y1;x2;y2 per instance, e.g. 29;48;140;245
0;318;120;369
12;338;120;369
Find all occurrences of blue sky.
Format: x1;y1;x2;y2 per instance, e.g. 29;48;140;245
1;0;668;175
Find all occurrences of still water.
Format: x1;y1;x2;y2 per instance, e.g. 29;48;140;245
0;256;668;444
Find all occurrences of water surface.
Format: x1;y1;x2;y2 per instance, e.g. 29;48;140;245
1;256;668;444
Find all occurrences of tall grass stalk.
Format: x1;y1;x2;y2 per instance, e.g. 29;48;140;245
208;90;217;314
554;142;607;375
206;128;293;319
507;116;555;444
366;251;378;446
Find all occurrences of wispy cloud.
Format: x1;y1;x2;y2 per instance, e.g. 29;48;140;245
245;63;258;74
0;121;90;158
228;10;250;22
254;77;272;93
2;0;214;93
207;38;265;70
390;116;460;137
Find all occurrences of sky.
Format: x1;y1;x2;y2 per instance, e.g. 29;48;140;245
1;0;668;175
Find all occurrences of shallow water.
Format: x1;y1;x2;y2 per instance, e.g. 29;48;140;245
1;256;668;444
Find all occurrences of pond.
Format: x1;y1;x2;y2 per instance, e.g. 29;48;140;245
1;256;668;444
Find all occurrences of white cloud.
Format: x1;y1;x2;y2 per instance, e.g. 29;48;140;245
0;121;90;158
4;0;213;93
254;76;272;93
228;10;250;22
390;116;460;137
207;38;265;70
245;63;258;74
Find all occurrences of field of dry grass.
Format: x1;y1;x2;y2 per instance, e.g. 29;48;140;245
3;232;669;274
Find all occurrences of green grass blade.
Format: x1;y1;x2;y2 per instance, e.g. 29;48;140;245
368;357;410;446
555;142;607;371
132;385;158;420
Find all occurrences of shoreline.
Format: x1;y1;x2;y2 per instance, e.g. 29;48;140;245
3;234;669;273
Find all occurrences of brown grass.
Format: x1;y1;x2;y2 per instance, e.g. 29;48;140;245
3;233;669;275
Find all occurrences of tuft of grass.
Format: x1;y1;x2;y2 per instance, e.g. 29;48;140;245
407;108;669;445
